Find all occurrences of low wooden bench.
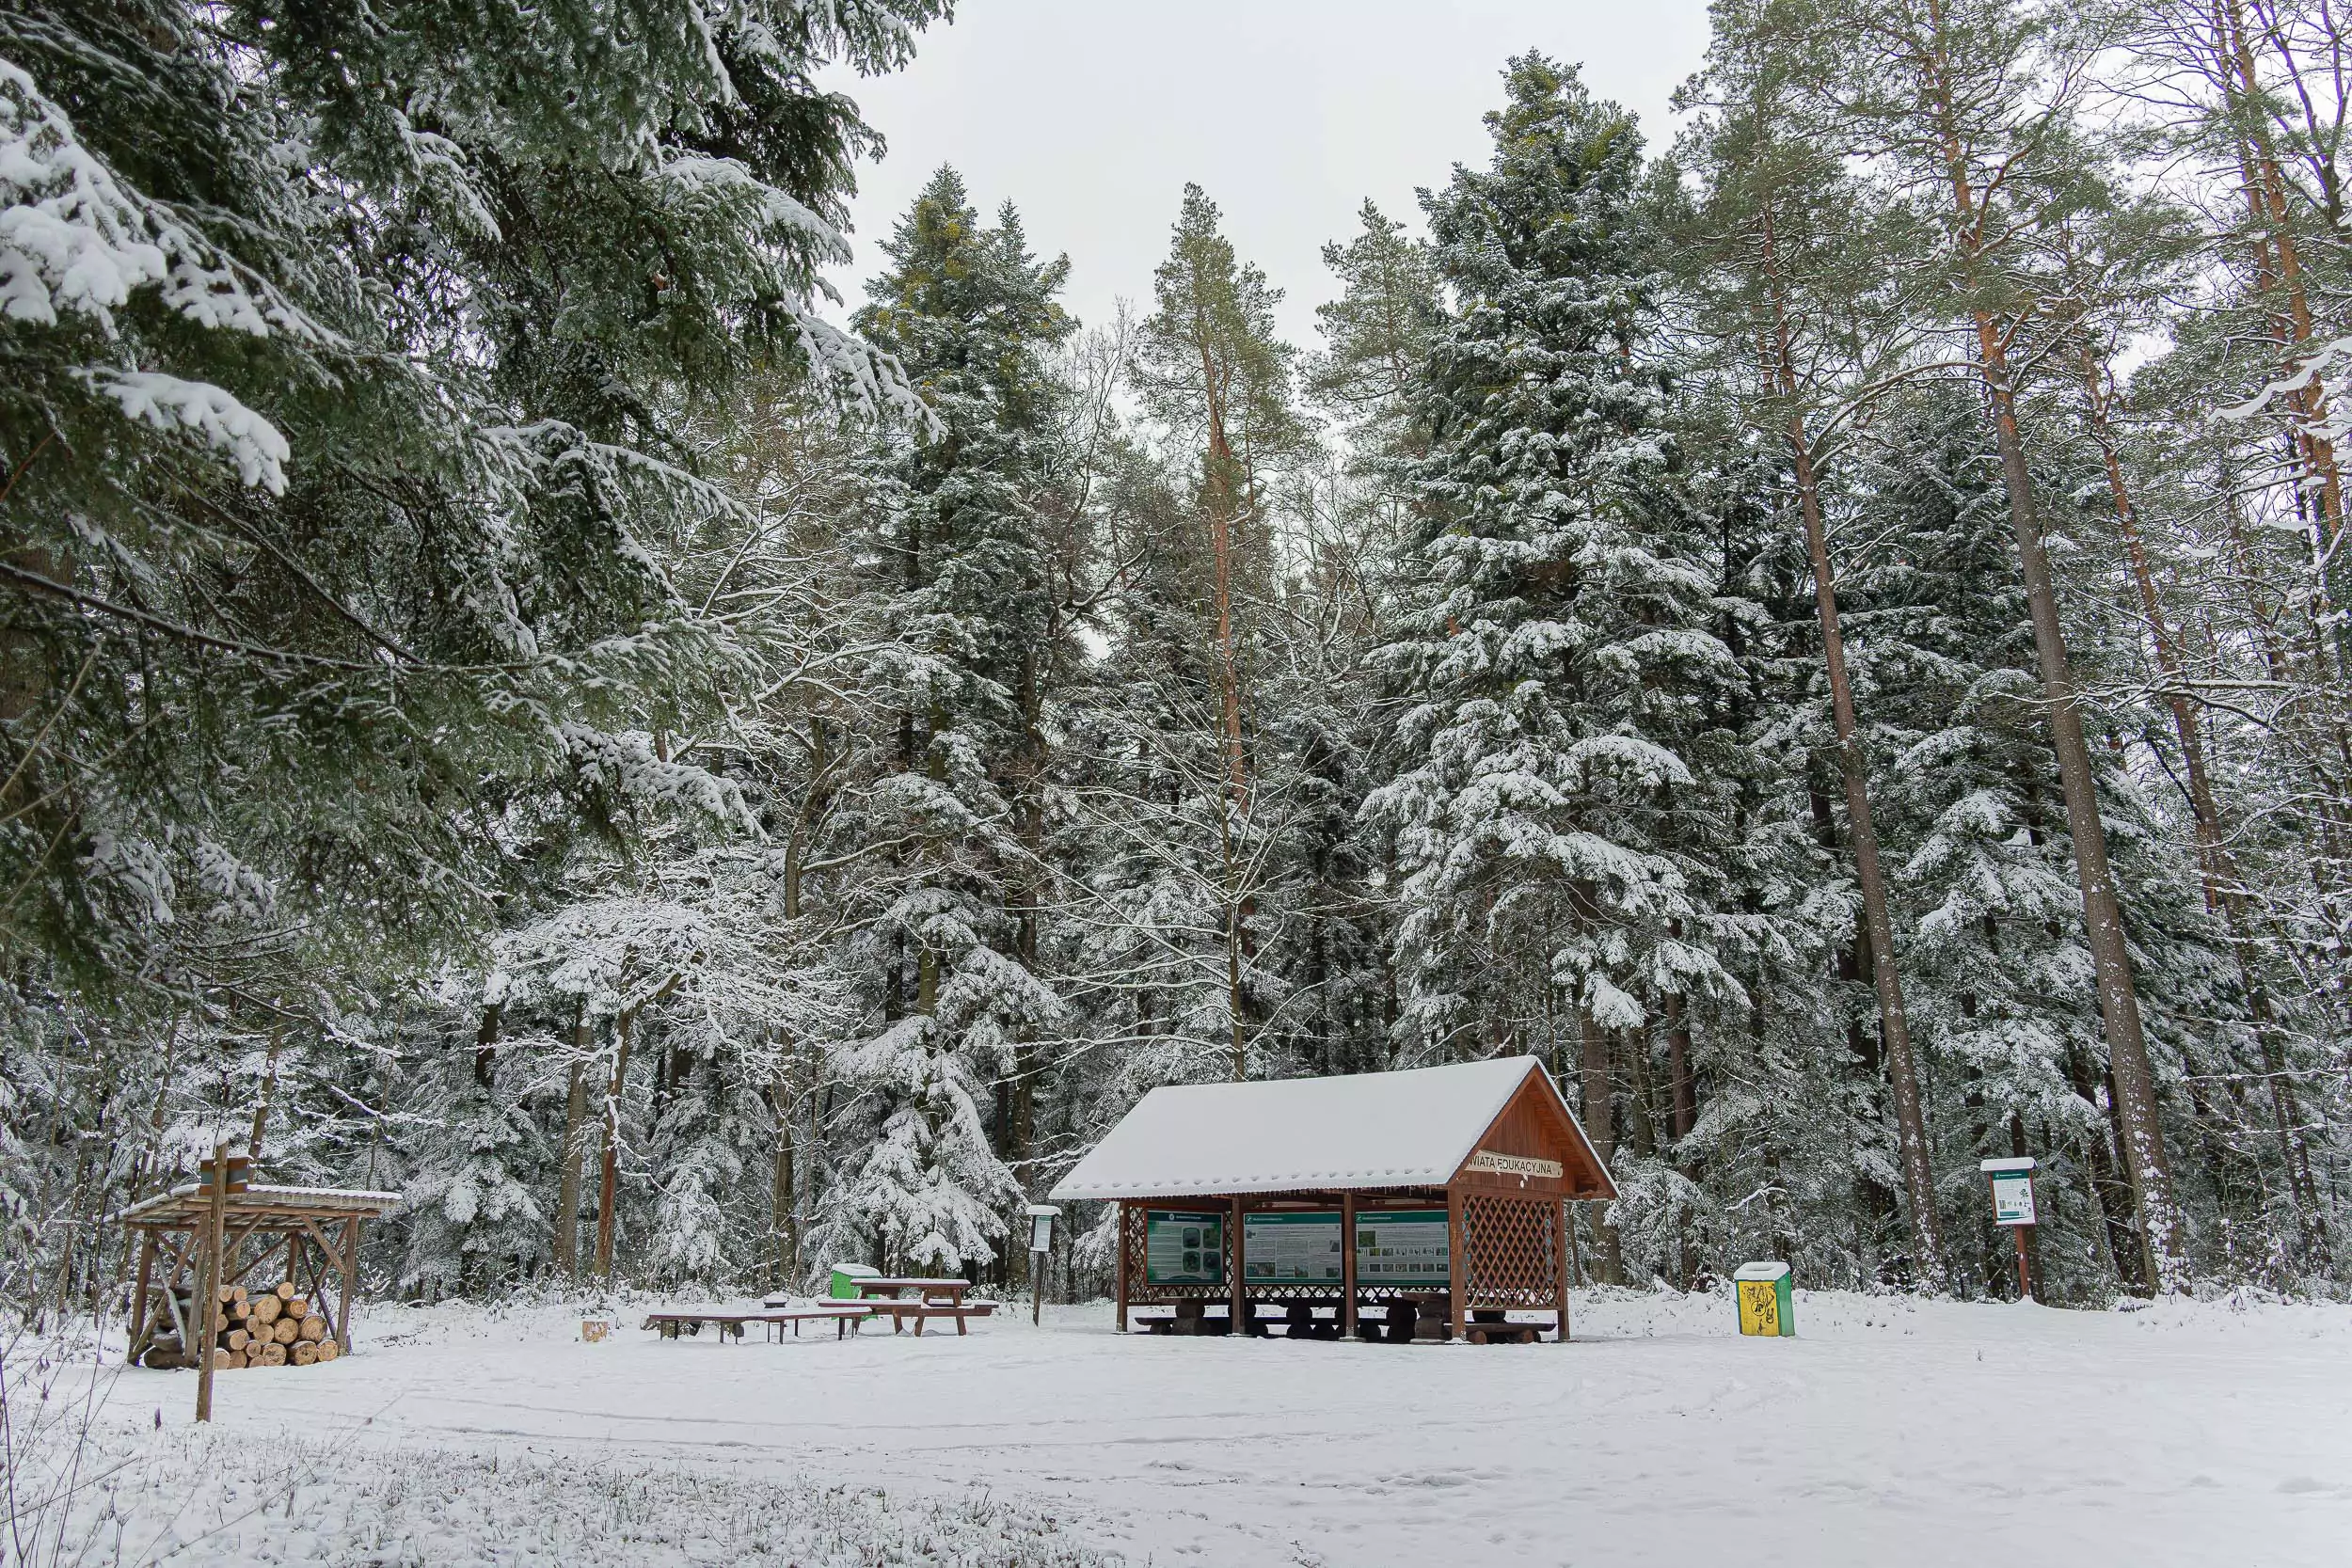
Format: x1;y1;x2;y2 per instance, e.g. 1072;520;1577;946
644;1306;871;1342
1464;1307;1540;1345
644;1311;763;1342
865;1299;997;1336
767;1306;872;1339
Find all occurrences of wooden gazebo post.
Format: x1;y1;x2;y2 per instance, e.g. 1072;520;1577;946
1553;1197;1571;1341
1114;1201;1129;1332
1340;1191;1357;1339
1229;1195;1247;1336
335;1215;361;1353
1445;1183;1466;1339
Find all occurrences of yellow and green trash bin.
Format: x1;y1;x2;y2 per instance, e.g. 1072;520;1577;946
1734;1260;1794;1337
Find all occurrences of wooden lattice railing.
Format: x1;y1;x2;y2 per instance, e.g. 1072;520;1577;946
1459;1191;1560;1308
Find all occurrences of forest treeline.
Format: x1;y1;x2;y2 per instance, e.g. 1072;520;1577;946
4;0;2347;1318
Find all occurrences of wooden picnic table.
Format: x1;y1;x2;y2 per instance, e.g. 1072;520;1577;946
863;1298;997;1336
850;1276;973;1305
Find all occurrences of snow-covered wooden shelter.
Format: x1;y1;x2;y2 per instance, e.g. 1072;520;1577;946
1050;1057;1614;1341
118;1178;400;1365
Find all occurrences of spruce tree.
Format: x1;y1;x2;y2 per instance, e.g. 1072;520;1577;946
1366;55;1739;1278
836;169;1076;1273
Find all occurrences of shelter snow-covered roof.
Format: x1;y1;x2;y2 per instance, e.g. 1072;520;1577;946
1048;1056;1603;1200
111;1183;404;1226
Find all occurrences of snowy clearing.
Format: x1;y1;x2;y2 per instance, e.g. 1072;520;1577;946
17;1288;2350;1566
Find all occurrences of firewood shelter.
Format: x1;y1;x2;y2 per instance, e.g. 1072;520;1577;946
1050;1056;1615;1342
118;1175;400;1365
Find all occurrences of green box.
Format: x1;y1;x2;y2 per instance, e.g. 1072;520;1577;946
830;1262;881;1300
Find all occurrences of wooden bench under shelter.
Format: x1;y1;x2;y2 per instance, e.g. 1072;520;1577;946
1049;1056;1617;1344
117;1176;400;1365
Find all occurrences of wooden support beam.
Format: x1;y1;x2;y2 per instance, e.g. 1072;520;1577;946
1230;1195;1248;1336
337;1217;359;1353
1554;1198;1571;1342
1446;1183;1466;1338
194;1144;230;1422
1340;1192;1357;1339
127;1229;155;1364
1113;1202;1129;1333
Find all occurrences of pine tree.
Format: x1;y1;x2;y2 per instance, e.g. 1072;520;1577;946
1677;0;1953;1290
1825;0;2192;1288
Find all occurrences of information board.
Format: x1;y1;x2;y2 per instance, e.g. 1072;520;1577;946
1244;1212;1343;1281
1352;1210;1450;1285
1990;1169;2037;1227
1145;1211;1224;1285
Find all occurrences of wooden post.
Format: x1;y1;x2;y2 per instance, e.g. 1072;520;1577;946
1114;1202;1129;1332
1340;1191;1357;1340
1553;1198;1571;1342
194;1144;229;1422
127;1228;155;1364
2012;1227;2032;1302
1445;1183;1465;1339
336;1217;360;1351
1230;1195;1248;1337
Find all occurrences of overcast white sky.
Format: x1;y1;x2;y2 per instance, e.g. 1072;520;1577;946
818;0;1714;350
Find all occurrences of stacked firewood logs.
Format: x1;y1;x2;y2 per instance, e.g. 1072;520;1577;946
140;1280;341;1370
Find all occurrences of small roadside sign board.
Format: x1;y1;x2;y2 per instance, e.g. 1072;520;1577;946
1734;1260;1793;1337
1980;1156;2037;1227
1979;1155;2038;1299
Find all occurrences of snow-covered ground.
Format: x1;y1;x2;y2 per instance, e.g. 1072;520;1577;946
13;1288;2349;1566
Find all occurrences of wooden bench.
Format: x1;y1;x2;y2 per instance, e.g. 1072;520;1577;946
644;1306;871;1342
864;1299;997;1336
643;1311;763;1342
1464;1308;1540;1345
767;1306;872;1339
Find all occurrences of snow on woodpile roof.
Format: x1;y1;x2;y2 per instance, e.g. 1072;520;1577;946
1049;1056;1557;1200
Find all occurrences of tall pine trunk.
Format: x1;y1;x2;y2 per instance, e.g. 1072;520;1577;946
1755;199;1948;1291
595;1006;636;1282
1578;1003;1623;1284
553;1004;588;1279
2080;343;2327;1260
1915;0;2187;1289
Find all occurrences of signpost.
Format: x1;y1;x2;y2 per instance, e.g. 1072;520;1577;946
1979;1156;2037;1300
1025;1204;1059;1326
192;1144;235;1421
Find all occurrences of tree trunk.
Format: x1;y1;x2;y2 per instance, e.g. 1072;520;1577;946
770;1069;798;1289
553;1004;589;1279
1914;8;2187;1289
1755;214;1947;1285
1664;991;1697;1142
2081;343;2328;1262
247;1027;283;1164
595;1006;636;1282
1578;1006;1622;1284
473;1002;500;1090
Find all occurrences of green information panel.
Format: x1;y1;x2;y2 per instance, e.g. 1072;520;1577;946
1244;1212;1343;1281
1145;1210;1224;1285
1354;1210;1450;1285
